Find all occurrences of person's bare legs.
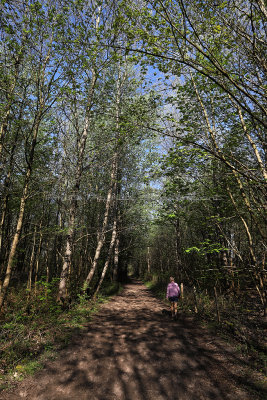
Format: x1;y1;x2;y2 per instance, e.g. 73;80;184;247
170;302;174;317
170;300;178;319
174;301;177;318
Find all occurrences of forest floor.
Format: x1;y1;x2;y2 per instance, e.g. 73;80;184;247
1;280;266;400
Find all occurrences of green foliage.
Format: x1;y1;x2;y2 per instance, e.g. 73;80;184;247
185;241;228;256
15;361;42;377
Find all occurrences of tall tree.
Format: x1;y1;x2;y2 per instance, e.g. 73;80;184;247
0;0;69;308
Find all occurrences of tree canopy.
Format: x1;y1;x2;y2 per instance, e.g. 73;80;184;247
0;0;266;320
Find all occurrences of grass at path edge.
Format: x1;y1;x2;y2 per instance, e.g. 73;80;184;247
0;282;123;392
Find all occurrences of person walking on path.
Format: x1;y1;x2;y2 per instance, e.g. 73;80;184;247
166;276;180;319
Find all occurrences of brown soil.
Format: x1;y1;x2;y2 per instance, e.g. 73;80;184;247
2;281;265;400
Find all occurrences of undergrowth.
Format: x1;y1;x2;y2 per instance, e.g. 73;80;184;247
0;279;122;391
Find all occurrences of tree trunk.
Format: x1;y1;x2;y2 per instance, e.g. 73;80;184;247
113;219;120;282
0;176;30;309
180;282;184;300
0;116;41;309
0;8;28;161
191;72;266;316
226;185;266;316
57;71;97;302
214;286;221;323
34;229;43;296
27;225;37;295
230;96;267;181
193;285;198;313
94;218;117;298
0;61;21;161
175;218;182;279
83;152;118;290
0;100;25;278
57;205;75;302
147;246;151;274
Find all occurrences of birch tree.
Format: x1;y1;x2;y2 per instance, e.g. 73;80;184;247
0;0;68;309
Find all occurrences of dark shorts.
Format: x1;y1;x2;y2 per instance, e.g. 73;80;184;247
169;296;179;303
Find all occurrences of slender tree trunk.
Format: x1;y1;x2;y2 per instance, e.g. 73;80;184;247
214;286;221;323
57;204;75;302
112;180;120;283
0;21;57;308
94;218;117;298
0;173;30;309
193;285;198;313
229;96;267;181
34;229;43;296
83;153;118;289
0;147;17;254
226;185;266;316
0;63;21;161
45;250;49;299
57;71;97;302
112;175;120;282
255;0;267;19
112;61;123;283
192;72;266;240
113;228;120;282
147;246;151;274
0;98;25;269
0;8;28;162
192;72;266;316
175;218;182;279
27;225;37;294
0;116;41;309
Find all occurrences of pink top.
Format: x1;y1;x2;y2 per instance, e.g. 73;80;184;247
166;282;180;299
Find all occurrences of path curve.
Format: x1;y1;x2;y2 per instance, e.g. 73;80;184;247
2;281;259;399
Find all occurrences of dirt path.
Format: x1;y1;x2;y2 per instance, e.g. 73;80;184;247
2;281;262;400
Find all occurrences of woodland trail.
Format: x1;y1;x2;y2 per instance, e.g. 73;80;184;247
2;281;262;400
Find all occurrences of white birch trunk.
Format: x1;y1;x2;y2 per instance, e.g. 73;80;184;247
83;153;118;289
94;218;117;298
57;71;97;301
0;117;41;309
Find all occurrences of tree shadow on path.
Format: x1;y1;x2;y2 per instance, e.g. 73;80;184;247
2;281;266;400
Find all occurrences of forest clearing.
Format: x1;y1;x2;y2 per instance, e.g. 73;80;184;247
0;0;266;398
